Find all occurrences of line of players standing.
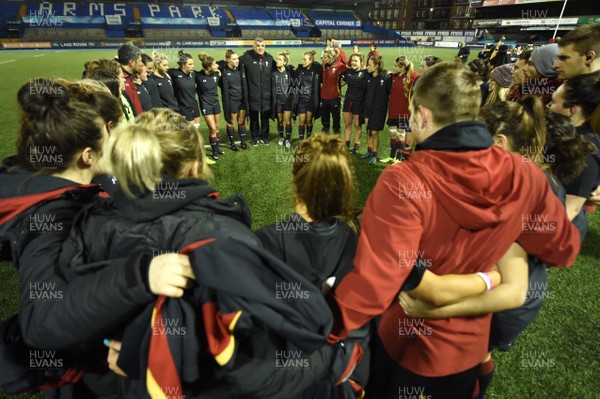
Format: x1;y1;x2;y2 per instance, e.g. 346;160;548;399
116;39;429;165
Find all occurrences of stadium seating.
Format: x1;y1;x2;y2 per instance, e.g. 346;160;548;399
1;3;389;43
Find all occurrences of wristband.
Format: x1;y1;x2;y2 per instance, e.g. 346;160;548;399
476;272;493;291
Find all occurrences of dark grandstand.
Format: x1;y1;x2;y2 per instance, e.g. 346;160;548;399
0;0;394;46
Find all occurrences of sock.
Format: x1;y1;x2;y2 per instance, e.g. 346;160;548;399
353;143;360;151
372;151;377;158
299;124;305;140
390;139;400;159
238;124;247;144
396;140;405;159
278;124;284;139
476;357;495;399
307;124;313;138
209;136;218;154
285;124;292;141
367;146;372;154
226;125;235;145
345;140;350;149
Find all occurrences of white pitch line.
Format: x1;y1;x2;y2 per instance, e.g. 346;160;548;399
0;60;16;64
33;54;46;57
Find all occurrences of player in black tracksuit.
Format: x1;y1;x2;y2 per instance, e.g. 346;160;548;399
294;50;321;140
133;70;154;112
141;53;163;109
151;51;179;112
341;53;368;154
58;109;356;398
256;133;369;399
168;50;200;126
272;50;295;147
361;56;392;165
239;39;274;146
219;50;249;151
196;52;224;160
0;79;181;398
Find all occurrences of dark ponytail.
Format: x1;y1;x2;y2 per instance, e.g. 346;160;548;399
16;78;104;173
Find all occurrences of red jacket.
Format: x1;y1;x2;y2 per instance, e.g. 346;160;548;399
321;61;348;100
336;48;348;65
329;121;580;377
122;67;143;116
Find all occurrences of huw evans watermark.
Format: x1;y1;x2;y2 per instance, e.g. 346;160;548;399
398;386;432;399
521;213;556;233
398;318;432;337
29;213;63;234
29;281;63;301
521;350;555;368
153;182;188;201
29;145;64;167
275;281;310;301
152;318;187;337
398;249;432;269
275;350;310;369
275;213;309;233
29;350;63;369
398;182;432;200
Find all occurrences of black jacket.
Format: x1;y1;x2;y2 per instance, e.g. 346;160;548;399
239;49;274;112
60;177;335;398
256;217;370;399
218;60;249;124
293;61;322;118
362;70;392;130
270;65;296;119
0;158;154;397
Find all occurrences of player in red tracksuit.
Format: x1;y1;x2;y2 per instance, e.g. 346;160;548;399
383;56;419;163
117;42;144;116
328;62;580;398
320;49;348;134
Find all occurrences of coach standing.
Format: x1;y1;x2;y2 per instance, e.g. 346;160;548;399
117;42;144;116
239;37;274;145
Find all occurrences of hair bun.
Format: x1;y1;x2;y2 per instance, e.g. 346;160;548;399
18;78;71;118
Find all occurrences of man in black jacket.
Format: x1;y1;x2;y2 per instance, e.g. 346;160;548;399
239;38;274;146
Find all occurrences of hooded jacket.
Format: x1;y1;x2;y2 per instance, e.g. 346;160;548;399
59;178;335;398
239;49;274;112
0;158;155;397
328;121;580;377
121;67;143;116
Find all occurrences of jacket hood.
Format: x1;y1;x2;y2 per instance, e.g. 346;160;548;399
0;157;102;226
0;156;97;198
411;121;524;230
113;177;251;227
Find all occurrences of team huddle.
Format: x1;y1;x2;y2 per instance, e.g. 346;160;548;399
92;38;425;165
0;23;599;399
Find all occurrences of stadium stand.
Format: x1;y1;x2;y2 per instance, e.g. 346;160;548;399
0;2;402;45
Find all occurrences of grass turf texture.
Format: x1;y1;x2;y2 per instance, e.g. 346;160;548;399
0;47;598;399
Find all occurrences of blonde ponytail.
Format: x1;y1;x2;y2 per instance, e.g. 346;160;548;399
107;124;163;198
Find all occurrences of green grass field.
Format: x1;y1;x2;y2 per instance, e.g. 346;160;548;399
0;46;598;399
